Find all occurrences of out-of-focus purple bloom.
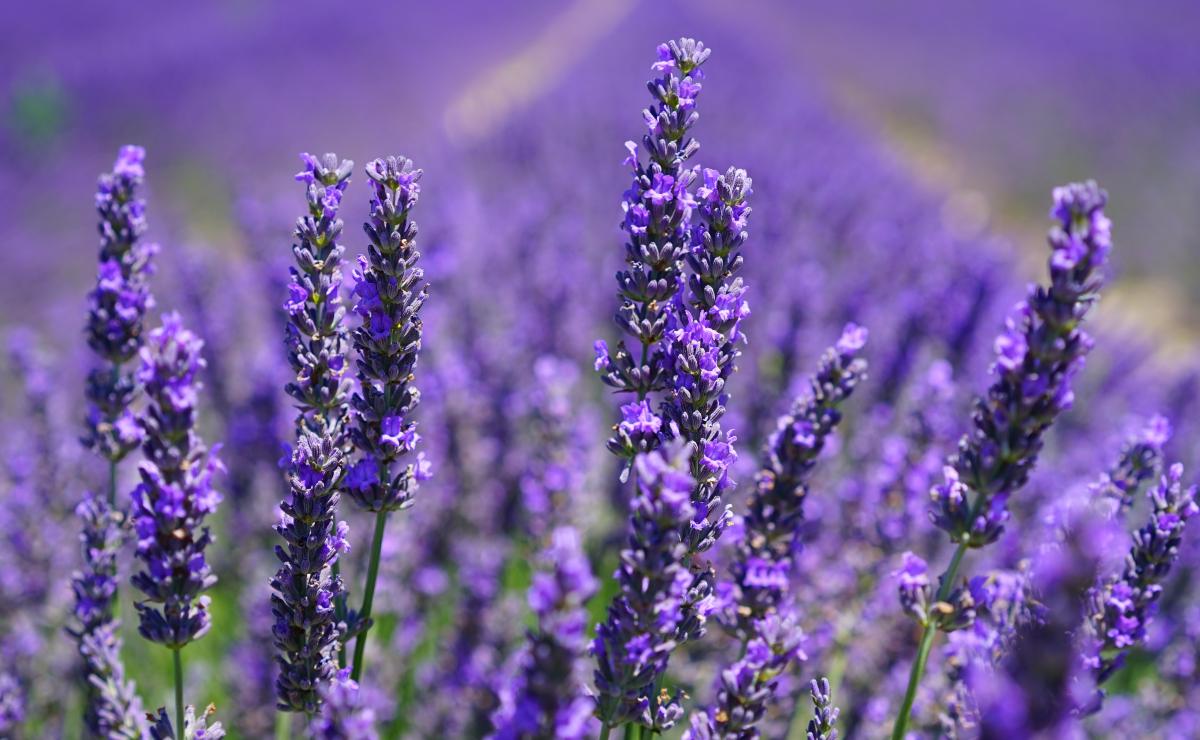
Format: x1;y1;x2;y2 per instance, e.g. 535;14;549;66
1090;415;1169;514
130;312;224;648
84;145;158;463
69;491;147;735
0;672;24;737
684;613;806;739
971;508;1117;738
77;622;150;739
1079;462;1197;713
149;702;226;739
309;669;379;740
285;152;354;444
347;155;429;513
593;446;696;731
491;527;598;739
272;434;349;713
930;181;1111;548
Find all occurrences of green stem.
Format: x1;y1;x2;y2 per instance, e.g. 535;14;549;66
172;648;184;737
599;723;612;740
333;559;347;667
890;542;969;740
350;510;388;681
274;711;292;740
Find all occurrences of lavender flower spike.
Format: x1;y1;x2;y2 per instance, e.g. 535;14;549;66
1078;462;1198;713
725;325;867;638
345;155;431;681
893;181;1112;739
131;311;224;648
931;180;1111;548
593;446;696;734
309;669;379;740
1091;415;1169;514
286;152;354;443
0;673;24;737
805;677;840;740
69;492;147;737
683;613;806;739
272;434;350;713
665;165;753;616
491;527;598;740
84;144;158;466
599;38;711;464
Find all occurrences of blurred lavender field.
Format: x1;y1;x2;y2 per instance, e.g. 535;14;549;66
2;2;1199;739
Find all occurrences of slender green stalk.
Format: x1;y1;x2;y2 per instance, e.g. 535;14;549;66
275;711;292;740
350;510;389;681
333;559;347;667
172;648;184;737
890;542;969;740
599;723;612;740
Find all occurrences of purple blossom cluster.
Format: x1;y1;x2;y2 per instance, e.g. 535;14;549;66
131;312;224;648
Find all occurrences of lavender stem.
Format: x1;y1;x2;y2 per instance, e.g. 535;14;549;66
891;541;968;740
172;648;184;738
350;510;388;681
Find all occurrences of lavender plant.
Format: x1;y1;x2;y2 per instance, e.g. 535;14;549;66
74;144;157;730
891;181;1114;738
1078;462;1198;713
272;151;355;721
131;312;224;732
344;155;431;681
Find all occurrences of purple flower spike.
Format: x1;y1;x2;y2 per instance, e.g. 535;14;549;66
684;613;806;739
1090;414;1170;514
598;38;712;462
148;703;226;739
348;155;429;513
1079;462;1198;712
725;327;867;637
930;181;1112;548
285;152;354;444
593;446;697;731
130;313;224;648
84;145;158;463
272;434;349;713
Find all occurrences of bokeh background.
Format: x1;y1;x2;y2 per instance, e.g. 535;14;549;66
3;1;1199;737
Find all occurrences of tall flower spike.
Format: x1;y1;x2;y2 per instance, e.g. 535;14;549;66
84;145;158;463
593;446;696;732
286;152;354;443
725;325;867;638
345;155;431;682
930;180;1111;548
69;492;147;736
1078;462;1197;713
130;312;224;648
492;527;598;739
893;181;1112;739
272;434;350;713
664;166;753;633
346;155;430;513
598;38;711;465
